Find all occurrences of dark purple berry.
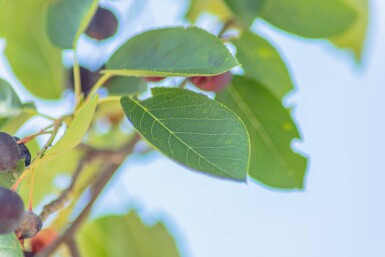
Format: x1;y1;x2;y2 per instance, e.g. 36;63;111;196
15;211;43;240
0;132;20;172
0;187;25;235
14;137;31;167
85;7;118;40
68;66;101;96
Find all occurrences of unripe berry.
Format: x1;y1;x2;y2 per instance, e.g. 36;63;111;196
15;211;43;240
31;228;59;253
189;71;232;92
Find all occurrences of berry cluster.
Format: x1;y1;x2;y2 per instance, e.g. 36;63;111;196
0;187;42;238
0;132;45;255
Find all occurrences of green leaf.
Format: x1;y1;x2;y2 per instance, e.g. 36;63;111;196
0;110;35;135
77;212;181;257
46;0;97;48
186;0;232;22
46;96;98;158
0;171;16;188
0;171;16;189
330;0;368;61
121;88;249;181
0;79;36;134
0;234;23;257
222;0;264;26
0;1;64;99
0;79;21;108
106;27;238;77
234;31;293;99
259;0;358;38
107;76;147;96
0;160;24;189
216;76;307;189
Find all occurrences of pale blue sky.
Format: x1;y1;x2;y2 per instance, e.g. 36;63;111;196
1;1;384;257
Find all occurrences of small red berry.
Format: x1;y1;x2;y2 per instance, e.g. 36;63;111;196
143;77;165;82
31;228;59;253
189;72;232;92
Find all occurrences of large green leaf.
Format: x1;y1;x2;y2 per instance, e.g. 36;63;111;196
46;96;98;158
78;212;181;257
107;76;146;96
330;0;368;61
259;0;357;38
121;88;249;181
234;31;293;99
0;234;23;257
223;0;264;26
106;27;238;77
46;0;97;48
217;76;307;189
0;1;64;99
0;79;36;134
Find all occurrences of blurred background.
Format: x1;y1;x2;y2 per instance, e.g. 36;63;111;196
1;0;384;256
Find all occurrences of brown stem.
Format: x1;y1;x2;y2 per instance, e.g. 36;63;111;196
218;19;235;38
66;238;81;257
16;131;51;145
36;134;141;257
34;120;62;160
39;160;85;222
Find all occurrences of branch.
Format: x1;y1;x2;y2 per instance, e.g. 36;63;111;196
39;160;85;222
218;19;235;38
36;134;141;257
66;238;81;257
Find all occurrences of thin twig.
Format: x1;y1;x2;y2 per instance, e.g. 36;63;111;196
86;73;113;102
17;127;53;145
28;168;36;211
36;134;142;257
218;19;235;38
73;54;82;107
39;140;139;221
34;120;62;160
97;96;121;105
39;160;85;222
66;238;81;257
11;120;62;191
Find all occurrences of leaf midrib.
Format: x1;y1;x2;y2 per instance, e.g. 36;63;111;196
126;97;235;179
